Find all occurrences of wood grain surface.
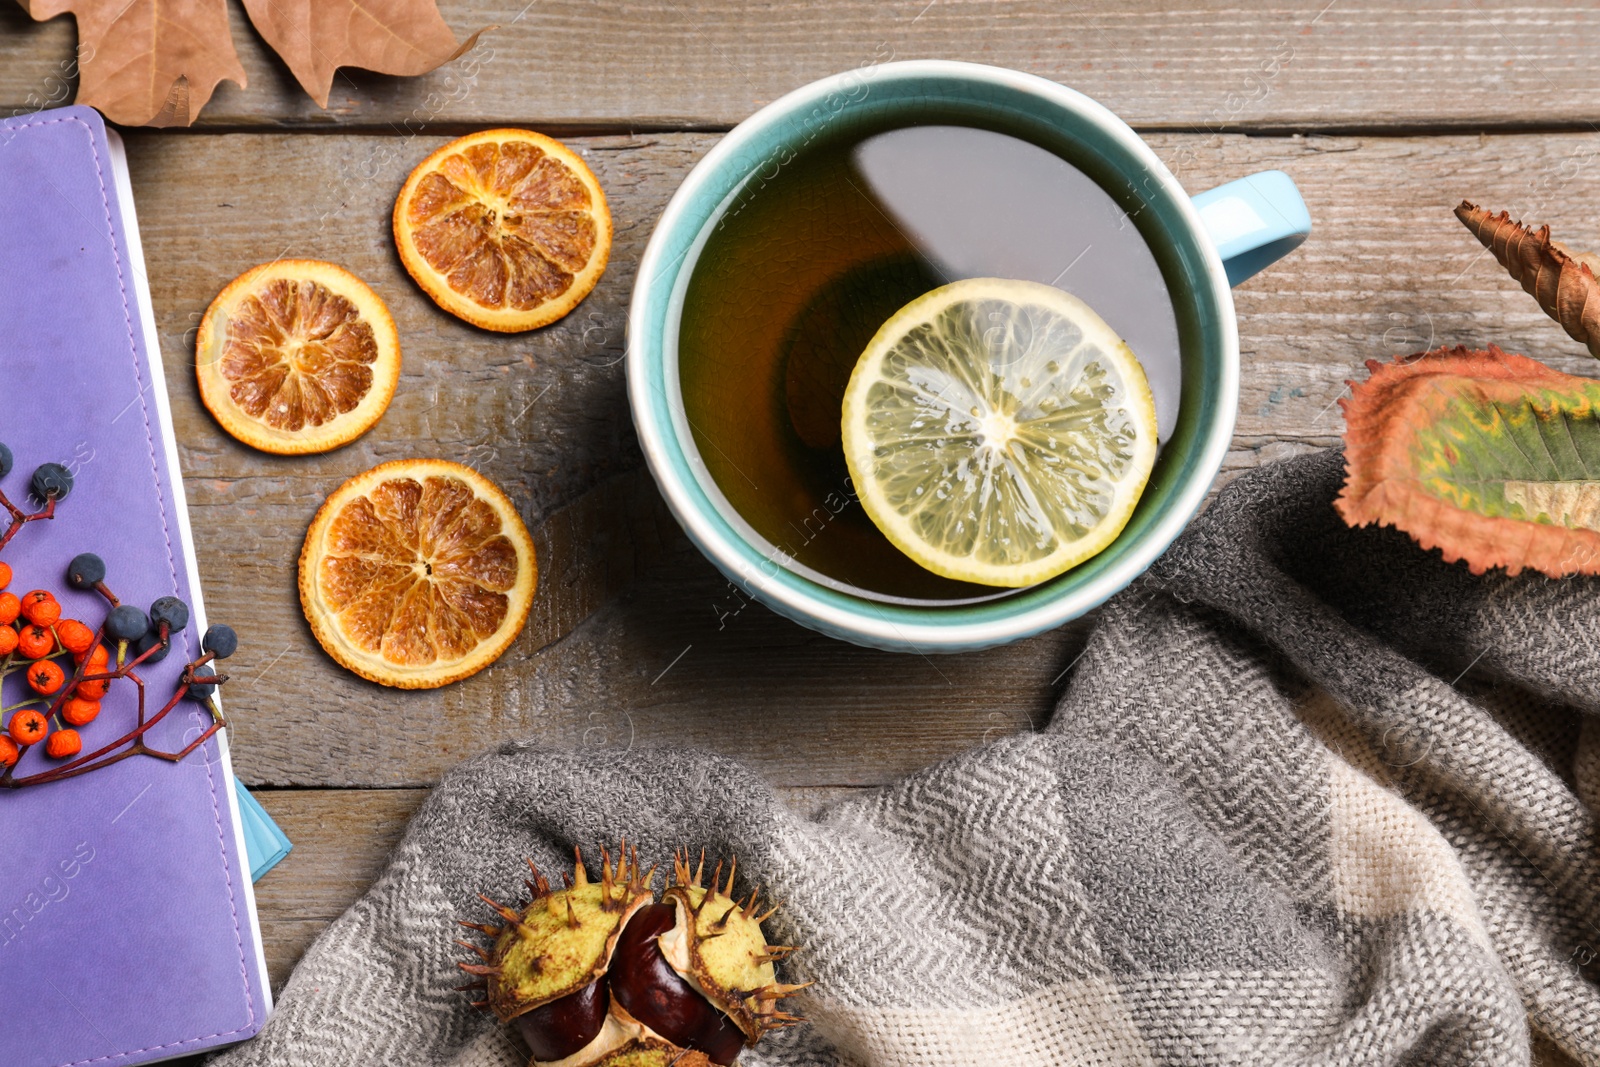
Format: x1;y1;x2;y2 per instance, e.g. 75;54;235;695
120;126;1600;790
59;120;1600;1043
9;5;1600;1044
5;1;1600;132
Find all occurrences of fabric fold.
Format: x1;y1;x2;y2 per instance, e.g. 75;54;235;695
216;450;1600;1067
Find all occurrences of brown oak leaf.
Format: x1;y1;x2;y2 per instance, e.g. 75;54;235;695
237;0;485;109
1456;200;1600;359
1337;344;1600;577
18;0;247;127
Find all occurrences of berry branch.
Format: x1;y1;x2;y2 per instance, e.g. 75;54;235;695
0;444;242;788
0;446;67;553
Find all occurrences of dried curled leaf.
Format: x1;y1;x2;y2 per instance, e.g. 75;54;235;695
1337;344;1600;576
1456;201;1600;359
18;0;247;127
237;0;486;109
17;0;484;126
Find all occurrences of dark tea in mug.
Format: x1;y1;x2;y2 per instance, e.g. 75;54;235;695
676;115;1180;602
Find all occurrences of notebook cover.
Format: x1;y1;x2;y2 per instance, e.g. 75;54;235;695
0;106;270;1065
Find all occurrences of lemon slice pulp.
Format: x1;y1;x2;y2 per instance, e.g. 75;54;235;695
840;277;1159;588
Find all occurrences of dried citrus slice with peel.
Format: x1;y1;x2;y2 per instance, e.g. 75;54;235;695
393;129;611;332
841;278;1158;588
299;459;537;689
196;260;401;455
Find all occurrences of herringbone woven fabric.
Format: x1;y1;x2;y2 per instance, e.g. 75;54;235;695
214;450;1600;1067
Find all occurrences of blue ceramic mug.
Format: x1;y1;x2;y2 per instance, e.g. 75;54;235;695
627;60;1309;653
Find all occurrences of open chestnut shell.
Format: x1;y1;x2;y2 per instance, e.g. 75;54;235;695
610;904;746;1065
460;846;809;1067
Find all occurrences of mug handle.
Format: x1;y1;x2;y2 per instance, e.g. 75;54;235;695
1189;170;1311;287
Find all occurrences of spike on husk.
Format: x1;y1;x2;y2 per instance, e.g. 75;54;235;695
525;857;551;900
1337;344;1600;576
479;893;524;928
1456;201;1600;359
456;938;492;962
672;847;707;890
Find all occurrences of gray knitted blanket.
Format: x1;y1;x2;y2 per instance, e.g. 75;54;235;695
216;449;1600;1067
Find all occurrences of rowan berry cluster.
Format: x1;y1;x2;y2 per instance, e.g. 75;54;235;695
0;445;240;788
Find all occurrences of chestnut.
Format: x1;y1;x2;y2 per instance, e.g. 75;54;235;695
610;903;746;1066
513;977;608;1062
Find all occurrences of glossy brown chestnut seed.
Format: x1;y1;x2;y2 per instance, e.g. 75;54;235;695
513;977;609;1062
611;903;746;1066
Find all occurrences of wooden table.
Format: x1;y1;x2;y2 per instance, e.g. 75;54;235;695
6;0;1600;1034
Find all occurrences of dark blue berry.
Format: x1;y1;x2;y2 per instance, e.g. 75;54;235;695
30;463;73;502
187;667;217;700
66;552;106;590
202;624;238;659
134;631;169;664
0;442;12;479
105;604;149;642
149;596;189;634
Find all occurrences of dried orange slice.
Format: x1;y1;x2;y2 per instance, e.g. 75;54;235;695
393;129;611;332
299;460;537;689
196;260;401;455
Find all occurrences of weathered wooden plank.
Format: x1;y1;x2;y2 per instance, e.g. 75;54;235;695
247;785;864;991
5;2;1600;132
249;788;424;988
112;128;1600;790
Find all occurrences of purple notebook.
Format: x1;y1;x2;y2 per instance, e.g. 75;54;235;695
0;106;270;1064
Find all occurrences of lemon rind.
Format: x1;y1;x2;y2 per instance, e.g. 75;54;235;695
840;277;1159;588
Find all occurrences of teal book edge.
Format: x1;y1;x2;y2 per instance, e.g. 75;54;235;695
234;780;293;881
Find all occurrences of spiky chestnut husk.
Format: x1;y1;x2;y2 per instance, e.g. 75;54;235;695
659;850;809;1045
460;846;809;1067
464;845;653;1028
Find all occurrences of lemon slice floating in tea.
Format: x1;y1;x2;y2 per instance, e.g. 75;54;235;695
840;278;1158;588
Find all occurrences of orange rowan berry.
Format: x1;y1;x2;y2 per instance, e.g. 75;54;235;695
0;736;17;767
0;592;19;625
0;561;10;590
21;590;60;626
75;643;109;670
60;696;101;726
45;728;81;760
7;709;47;746
75;677;112;700
27;659;65;695
55;619;95;656
0;626;16;657
16;624;53;659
